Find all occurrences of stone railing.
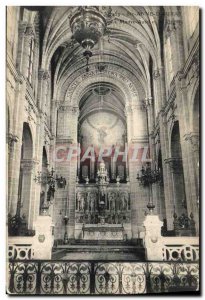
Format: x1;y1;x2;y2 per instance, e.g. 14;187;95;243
7;216;54;260
162;237;199;262
143;215;199;262
8;237;34;260
7;260;199;295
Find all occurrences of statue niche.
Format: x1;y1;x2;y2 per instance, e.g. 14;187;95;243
87;191;97;212
119;191;129;211
108;191;116;211
76;192;85;211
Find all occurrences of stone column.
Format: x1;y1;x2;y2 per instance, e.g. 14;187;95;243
20;159;38;229
126;103;149;240
8;78;26;217
37;69;50;112
32;69;50;226
8;24;33;216
153;68;175;230
144;97;163;218
50;99;60;138
164;158;186;217
54;105;79;242
67;107;79;241
184;132;199;233
175;73;199;234
16;23;34;76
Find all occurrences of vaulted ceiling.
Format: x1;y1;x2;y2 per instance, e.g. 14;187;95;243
24;6;172;111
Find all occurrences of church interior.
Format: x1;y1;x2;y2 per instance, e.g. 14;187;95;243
7;6;200;295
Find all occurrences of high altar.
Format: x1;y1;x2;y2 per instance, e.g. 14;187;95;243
75;161;131;240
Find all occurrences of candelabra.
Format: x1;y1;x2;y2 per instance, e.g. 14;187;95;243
34;167;66;209
137;163;162;214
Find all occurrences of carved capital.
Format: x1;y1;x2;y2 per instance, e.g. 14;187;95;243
24;25;35;37
184;132;199;153
153;69;160;80
164;157;183;173
7;133;19;153
21;159;38;171
38;69;50;81
144;97;153;109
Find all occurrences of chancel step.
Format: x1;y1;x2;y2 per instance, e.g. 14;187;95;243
52;243;145;260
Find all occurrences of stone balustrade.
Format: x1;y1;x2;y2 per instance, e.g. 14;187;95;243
143;215;199;261
8;215;54;260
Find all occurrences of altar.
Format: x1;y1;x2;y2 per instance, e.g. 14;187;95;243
82;224;124;240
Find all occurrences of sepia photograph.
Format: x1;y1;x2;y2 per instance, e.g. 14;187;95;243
6;4;200;295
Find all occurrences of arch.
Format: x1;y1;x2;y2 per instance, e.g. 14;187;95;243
22;122;33;159
54;59;145;104
42;146;48;167
63;73;138;108
170;121;187;215
16;122;34;223
39;146;48;214
171;121;182;158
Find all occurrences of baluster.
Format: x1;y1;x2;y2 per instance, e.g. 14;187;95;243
145;263;152;294
36;262;41;294
8;261;15;294
118;263;123;294
90;262;95;294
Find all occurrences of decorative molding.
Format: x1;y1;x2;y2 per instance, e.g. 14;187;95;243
65;64;139;100
58;105;79;116
96;63;107;72
164;157;183;173
56;136;74;144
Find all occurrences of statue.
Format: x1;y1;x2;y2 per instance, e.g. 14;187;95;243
88;192;96;212
108;192;116;211
77;192;85;211
120;192;128;211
